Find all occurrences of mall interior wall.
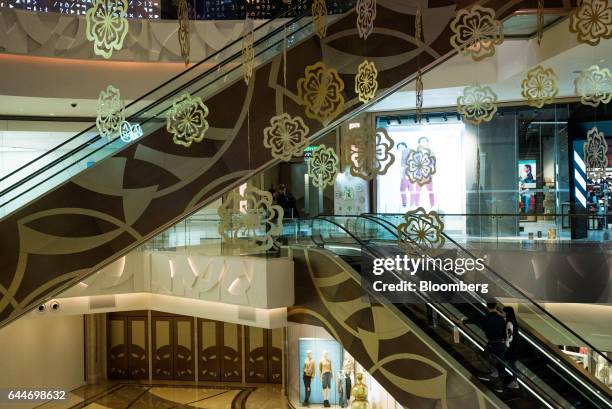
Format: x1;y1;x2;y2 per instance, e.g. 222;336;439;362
0;314;84;403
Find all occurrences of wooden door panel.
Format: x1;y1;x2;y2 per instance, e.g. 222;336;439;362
221;322;242;382
246;326;268;383
198;319;222;381
107;317;128;379
152;317;173;379
173;317;194;380
127;317;148;379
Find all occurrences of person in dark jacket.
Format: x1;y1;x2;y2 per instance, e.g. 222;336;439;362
462;301;507;392
275;184;300;219
503;306;519;389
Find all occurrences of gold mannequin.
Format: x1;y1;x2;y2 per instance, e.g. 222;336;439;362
351;373;369;409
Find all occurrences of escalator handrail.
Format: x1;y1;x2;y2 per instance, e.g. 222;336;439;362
360;212;612;367
307;215;574;408
0;0;318;193
0;7;323;213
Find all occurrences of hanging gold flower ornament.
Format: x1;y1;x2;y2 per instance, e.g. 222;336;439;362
178;0;190;66
575;65;612;107
584;126;609;180
415;70;424;123
356;0;376;40
569;0;612;46
218;185;284;251
308;145;339;188
457;84;498;125
397;207;445;249
242;19;255;85
96;85;125;140
521;65;558;108
85;0;129;59
405;147;436;186
355;60;378;104
450;5;504;61
312;0;328;39
297;61;345;124
165;93;210;147
263;113;310;161
537;0;544;45
344;126;395;180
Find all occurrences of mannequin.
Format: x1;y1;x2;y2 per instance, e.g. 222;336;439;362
303;350;315;406
350;373;369;409
319;351;333;407
342;355;354;401
337;371;345;407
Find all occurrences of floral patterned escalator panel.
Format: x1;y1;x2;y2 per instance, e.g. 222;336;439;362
0;0;556;327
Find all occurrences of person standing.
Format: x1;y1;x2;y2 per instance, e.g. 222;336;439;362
503;306;520;389
461;301;507;393
275;184;300;218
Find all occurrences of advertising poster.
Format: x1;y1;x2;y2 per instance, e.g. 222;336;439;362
518;160;537;214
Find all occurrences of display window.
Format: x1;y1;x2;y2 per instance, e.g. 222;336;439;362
376;122;466;234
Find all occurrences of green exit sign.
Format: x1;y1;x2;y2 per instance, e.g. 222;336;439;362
304;145;320;160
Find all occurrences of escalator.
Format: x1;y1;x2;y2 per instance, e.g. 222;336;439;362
0;1;574;329
287;215;612;409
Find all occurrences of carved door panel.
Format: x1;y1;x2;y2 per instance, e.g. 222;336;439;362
221;322;242;382
198;319;222;381
173;317;194;380
107;316;128;379
268;328;283;384
127;317;149;379
152;317;173;379
246;326;268;383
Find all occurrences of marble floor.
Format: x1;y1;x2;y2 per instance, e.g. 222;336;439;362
30;382;286;409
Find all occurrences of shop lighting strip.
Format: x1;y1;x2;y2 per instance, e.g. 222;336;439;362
518;331;612;408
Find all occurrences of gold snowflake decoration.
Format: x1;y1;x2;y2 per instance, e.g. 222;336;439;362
263;113;310;161
457;85;498;125
343;125;395;180
584;126;608;180
297;61;345;124
450;5;504;61
575;65;612;107
355;60;378;104
85;0;129;59
218;185;283;251
178;0;190;66
308;145;339;188
569;0;612;46
96;85;125;140
397;207;445;249
165;93;210;148
356;0;376;40
312;0;328;39
521;65;558;108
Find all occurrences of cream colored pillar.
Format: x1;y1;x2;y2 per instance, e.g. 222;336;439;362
84;313;107;384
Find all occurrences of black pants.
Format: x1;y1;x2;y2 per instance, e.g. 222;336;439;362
303;374;312;402
487;341;507;377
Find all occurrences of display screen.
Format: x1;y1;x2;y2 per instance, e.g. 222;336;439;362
518;159;536;214
0;0;160;19
376;122;467;232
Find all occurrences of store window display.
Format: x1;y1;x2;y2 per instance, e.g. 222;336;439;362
298;338;343;406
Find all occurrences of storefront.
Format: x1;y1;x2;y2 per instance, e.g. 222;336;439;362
287;323;401;409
